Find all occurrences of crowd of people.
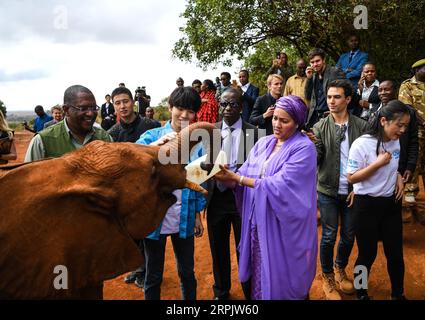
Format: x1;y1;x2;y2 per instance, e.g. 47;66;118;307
1;32;424;301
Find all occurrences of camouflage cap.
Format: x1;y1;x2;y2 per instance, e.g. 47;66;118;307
412;59;425;69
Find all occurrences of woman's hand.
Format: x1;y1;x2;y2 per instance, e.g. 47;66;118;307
395;172;404;201
375;151;391;168
150;132;177;146
214;165;238;189
194;213;204;238
346;191;355;208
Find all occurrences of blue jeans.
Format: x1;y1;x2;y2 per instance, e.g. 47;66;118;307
318;192;358;273
143;234;196;300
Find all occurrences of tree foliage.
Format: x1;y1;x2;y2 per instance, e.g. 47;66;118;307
174;0;425;85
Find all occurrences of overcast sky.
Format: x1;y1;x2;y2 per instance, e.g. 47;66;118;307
0;0;241;111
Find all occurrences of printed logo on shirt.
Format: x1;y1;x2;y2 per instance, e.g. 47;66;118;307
347;159;359;170
392;150;400;160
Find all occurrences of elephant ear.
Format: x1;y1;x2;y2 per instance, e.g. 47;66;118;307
0;172;143;299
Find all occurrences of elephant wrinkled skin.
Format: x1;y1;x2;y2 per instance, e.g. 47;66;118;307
0;122;215;299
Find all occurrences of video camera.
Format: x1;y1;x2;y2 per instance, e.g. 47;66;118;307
135;86;147;98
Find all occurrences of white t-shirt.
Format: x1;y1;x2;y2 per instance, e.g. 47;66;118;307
160;189;182;234
338;123;349;195
347;134;400;197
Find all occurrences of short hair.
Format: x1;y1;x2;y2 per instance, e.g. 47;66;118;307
220;87;243;104
327;79;354;97
239;69;249;77
34;105;44;112
168;86;202;113
220;72;231;79
146;107;154;112
308;48;326;61
119;83;125;87
192;79;202;86
348;33;360;41
111;87;134;102
51;105;63;113
266;74;284;86
63;85;94;106
380;80;397;93
363;61;376;68
105;94;111;98
203;79;216;91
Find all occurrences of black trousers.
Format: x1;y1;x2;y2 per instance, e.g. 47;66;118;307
353;194;405;297
207;188;250;299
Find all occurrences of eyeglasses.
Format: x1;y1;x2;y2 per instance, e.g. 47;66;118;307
69;105;100;113
219;101;239;109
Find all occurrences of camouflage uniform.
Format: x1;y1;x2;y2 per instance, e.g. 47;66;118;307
399;75;425;196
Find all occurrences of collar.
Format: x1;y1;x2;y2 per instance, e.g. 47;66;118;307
222;117;242;131
364;79;380;89
240;83;251;92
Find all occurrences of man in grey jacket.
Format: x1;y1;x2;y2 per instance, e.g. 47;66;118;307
312;79;368;300
305;48;346;128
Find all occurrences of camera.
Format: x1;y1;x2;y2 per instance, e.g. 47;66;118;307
135;86;147;97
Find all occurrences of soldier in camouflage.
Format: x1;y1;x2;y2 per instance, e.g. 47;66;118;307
399;59;425;203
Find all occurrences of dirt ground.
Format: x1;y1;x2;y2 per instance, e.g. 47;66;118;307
6;130;425;300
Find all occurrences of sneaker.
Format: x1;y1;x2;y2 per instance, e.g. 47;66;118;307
124;271;138;284
322;272;342;300
335;266;355;294
404;194;416;204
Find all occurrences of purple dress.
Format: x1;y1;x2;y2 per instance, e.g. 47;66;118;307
234;131;318;300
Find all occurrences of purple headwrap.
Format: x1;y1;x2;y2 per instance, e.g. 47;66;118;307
274;95;308;128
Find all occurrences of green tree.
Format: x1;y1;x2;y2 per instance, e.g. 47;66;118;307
174;0;425;85
0;100;6;117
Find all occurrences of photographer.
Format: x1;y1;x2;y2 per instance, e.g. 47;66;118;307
266;51;293;89
135;86;151;117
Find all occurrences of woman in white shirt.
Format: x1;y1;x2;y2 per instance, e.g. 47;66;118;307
347;100;409;300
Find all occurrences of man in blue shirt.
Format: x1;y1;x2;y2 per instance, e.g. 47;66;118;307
336;34;369;90
29;105;53;133
136;86;205;300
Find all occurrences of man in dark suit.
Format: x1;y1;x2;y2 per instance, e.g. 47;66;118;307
206;88;260;300
249;74;284;135
305;48;346;128
336;34;369;91
238;70;259;123
100;94;116;130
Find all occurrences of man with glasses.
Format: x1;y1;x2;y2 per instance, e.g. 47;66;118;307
205;88;259;300
311;79;367;300
25;85;112;162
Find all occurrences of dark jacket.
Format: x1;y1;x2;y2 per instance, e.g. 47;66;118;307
107;114;161;142
249;93;277;135
241;84;260;123
305;65;346;121
313;113;368;197
101;103;115;120
206;120;259;206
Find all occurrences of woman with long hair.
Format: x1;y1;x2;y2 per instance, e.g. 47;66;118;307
347;100;409;300
0;111;17;164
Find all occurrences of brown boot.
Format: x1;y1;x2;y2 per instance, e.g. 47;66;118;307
322;272;342;300
335;266;355;294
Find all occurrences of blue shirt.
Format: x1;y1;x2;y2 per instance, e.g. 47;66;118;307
136;121;206;240
34;114;53;132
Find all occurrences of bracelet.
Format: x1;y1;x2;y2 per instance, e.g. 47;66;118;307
239;175;245;186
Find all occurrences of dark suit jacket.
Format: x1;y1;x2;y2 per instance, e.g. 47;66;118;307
242;84;260;123
206;120;259;206
305;65;346;122
352;85;380;118
101;103;115;120
249;93;277;135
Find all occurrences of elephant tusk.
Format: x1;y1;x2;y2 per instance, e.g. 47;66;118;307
184;180;208;196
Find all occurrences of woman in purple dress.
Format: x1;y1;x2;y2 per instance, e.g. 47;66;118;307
215;95;317;300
